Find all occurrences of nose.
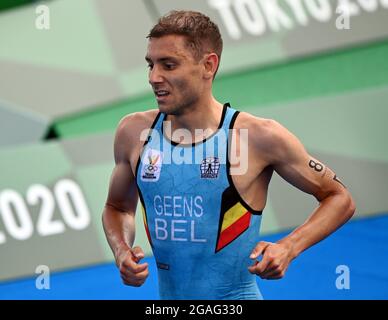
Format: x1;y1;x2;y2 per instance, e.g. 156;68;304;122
149;65;163;86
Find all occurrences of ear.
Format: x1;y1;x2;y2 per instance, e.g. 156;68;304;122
203;53;219;80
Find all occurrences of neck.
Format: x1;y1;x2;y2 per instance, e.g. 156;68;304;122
165;96;224;144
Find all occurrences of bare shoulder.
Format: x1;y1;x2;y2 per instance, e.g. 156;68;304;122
234;111;285;144
234;111;298;161
114;109;159;165
116;109;160;143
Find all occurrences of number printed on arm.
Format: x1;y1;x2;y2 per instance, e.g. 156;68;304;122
0;179;91;244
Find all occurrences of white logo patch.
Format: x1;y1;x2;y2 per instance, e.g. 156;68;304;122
141;149;163;182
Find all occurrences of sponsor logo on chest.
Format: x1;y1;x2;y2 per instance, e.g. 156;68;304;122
200;157;220;179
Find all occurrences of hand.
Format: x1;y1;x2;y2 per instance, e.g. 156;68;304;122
248;241;293;280
117;246;149;287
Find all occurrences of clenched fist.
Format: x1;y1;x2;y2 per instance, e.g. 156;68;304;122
117;246;149;287
248;241;294;280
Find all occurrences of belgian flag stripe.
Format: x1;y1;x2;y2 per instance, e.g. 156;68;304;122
221;186;240;213
216;211;251;252
221;202;248;232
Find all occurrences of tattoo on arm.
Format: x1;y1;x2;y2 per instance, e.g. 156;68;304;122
333;174;347;188
309;160;347;187
308;159;323;172
308;159;326;175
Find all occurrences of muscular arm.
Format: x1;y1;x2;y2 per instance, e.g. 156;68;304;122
249;119;356;279
102;115;149;286
270;120;355;255
102;165;138;263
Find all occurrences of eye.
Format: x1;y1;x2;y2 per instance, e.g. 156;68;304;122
147;63;153;70
164;63;176;70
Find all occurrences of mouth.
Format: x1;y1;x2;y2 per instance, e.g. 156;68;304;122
154;90;170;102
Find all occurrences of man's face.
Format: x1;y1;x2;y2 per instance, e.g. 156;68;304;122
146;35;205;115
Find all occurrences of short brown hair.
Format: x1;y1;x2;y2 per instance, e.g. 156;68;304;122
147;10;223;76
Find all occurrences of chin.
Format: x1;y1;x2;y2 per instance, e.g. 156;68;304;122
157;104;170;114
158;103;180;115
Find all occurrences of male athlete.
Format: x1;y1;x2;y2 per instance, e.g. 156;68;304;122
102;10;356;299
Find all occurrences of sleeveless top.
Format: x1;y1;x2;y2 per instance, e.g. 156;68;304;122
135;103;263;299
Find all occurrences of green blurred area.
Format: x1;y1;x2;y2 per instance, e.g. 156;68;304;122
52;39;388;139
0;0;37;11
